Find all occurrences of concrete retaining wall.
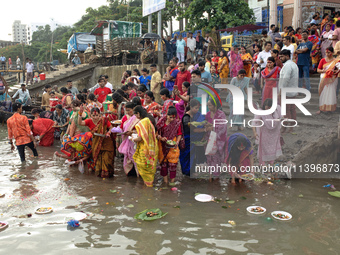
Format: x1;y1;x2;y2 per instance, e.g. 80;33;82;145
292;131;339;178
87;64;167;91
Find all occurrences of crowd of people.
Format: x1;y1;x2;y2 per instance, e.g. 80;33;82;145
4;14;340;187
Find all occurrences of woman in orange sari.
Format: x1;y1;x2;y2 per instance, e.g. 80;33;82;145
78;106;115;178
317;47;339;114
320;13;329;32
240;46;253;78
156;106;182;185
217;50;229;84
261;57;281;104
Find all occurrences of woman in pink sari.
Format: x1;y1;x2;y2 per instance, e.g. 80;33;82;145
205;98;227;179
261;57;281;104
118;102;140;175
252;99;282;165
228;44;244;78
174;81;190;120
320;24;334;58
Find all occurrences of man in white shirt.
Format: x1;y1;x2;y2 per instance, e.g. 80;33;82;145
26;59;34;85
282;36;295;60
13;84;31;106
67;80;79;96
278;49;299;133
256;42;272;70
103;75;113;92
187;32;196;61
16;56;21;70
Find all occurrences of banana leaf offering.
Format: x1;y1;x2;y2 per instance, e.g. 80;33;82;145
134;208;168;221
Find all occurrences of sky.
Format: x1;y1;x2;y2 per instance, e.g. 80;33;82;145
1;0;109;41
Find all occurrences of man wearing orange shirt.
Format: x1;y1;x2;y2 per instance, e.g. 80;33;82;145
8;102;38;162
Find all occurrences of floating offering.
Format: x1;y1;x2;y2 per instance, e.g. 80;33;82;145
195;194;214;202
240;173;254;181
134;208;168;221
271;211;292;221
35;207;53;214
247;206;266;214
0;222;8;230
10;174;26;181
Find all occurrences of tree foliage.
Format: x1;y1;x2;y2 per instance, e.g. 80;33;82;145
182;0;255;31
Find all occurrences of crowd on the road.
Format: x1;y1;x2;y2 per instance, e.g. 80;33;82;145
3;13;340;186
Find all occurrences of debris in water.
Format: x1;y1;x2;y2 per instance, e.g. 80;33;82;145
110;190;117;193
228;220;236;226
67;219;80;228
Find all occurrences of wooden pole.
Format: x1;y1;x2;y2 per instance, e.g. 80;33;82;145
21;43;26;84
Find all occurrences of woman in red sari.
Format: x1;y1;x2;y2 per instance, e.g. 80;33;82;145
156;106;182;185
78;106;115;178
261;57;281;104
31;109;55;146
143;91;160;119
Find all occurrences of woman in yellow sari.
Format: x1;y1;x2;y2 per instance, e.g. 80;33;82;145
217;50;229;84
240;46;253;78
132;106;158;187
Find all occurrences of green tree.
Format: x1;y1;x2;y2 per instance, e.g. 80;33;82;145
182;0;255;31
31;25;52;43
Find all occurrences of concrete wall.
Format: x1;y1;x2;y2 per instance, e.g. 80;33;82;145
87;64;167;91
293;131;339;178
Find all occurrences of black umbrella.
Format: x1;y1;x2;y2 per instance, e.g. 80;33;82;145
141;33;161;40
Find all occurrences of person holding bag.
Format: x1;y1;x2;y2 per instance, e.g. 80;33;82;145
204;98;227;180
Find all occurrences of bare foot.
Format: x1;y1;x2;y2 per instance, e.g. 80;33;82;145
163;176;168;184
170;178;175;183
231;178;236;184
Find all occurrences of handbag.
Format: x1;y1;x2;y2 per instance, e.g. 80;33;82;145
205;129;218;156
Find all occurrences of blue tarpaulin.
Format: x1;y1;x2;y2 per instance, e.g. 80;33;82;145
67;33;96;55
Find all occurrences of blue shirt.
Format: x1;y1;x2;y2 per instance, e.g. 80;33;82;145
139;75;151;90
296;41;313;66
0;92;10;101
200;71;212;83
165;68;179;91
164;39;173;54
0;56;6;62
176;40;186;53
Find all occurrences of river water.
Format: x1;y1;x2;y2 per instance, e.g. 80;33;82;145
0;126;339;255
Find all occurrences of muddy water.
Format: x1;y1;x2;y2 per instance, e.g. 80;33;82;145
0;126;340;255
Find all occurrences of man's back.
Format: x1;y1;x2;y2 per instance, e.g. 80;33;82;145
279;60;299;97
7;113;32;146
